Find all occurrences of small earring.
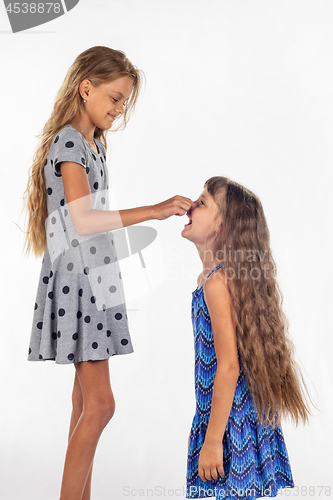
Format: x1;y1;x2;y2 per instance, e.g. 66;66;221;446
83;99;87;103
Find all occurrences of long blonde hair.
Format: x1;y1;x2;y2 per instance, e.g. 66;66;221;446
22;46;144;258
205;176;318;428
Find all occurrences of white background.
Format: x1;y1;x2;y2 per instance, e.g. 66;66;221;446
0;1;332;499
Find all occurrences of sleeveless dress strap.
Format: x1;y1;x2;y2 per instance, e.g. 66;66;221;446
205;263;225;280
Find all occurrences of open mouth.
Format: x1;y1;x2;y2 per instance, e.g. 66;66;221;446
184;218;192;227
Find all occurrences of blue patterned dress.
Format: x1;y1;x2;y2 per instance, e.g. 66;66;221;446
186;263;294;499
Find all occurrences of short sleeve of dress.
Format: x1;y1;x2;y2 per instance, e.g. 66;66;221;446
52;126;88;175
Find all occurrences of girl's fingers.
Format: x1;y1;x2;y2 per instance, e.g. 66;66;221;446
199;465;225;483
198;466;205;482
178;197;192;210
177;202;191;215
203;468;213;481
217;465;225;478
179;196;192;206
211;467;219;481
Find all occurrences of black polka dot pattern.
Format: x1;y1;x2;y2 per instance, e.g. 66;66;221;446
27;124;133;364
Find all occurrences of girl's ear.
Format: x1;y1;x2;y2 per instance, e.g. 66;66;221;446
216;218;224;233
78;79;91;100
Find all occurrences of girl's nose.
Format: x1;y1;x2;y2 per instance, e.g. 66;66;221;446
115;103;125;115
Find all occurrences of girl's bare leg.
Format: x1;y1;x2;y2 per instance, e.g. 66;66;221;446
59;359;115;500
67;371;93;500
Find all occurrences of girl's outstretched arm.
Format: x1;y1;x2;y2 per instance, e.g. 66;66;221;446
61;161;191;235
198;273;240;482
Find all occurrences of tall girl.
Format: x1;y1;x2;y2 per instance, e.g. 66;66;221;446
22;46;192;500
182;176;317;500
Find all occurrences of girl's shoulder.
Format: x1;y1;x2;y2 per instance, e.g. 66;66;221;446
200;267;227;298
196;266;225;293
47;125;88;173
208;266;226;287
49;124;86;154
51;124;106;158
54;124;85;144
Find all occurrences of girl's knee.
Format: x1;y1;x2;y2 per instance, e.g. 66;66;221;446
86;397;116;428
101;399;116;424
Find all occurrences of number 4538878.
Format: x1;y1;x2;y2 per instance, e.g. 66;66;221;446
6;3;61;14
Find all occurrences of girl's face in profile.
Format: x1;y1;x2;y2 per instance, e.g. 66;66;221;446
182;189;222;246
80;75;133;130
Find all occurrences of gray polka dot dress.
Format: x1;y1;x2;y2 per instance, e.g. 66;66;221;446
27;124;134;364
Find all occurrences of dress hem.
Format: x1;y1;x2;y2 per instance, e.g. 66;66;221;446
27;349;134;365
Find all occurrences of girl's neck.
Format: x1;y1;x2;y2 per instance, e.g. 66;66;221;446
197;248;223;276
70;119;96;148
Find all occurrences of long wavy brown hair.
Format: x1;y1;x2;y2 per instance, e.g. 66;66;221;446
205;176;318;429
21;46;144;259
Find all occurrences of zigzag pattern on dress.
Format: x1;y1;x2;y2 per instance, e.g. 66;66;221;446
186;263;294;500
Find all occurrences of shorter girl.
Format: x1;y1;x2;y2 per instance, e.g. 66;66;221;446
182;176;317;500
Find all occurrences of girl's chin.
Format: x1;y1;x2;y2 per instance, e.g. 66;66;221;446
181;229;192;240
